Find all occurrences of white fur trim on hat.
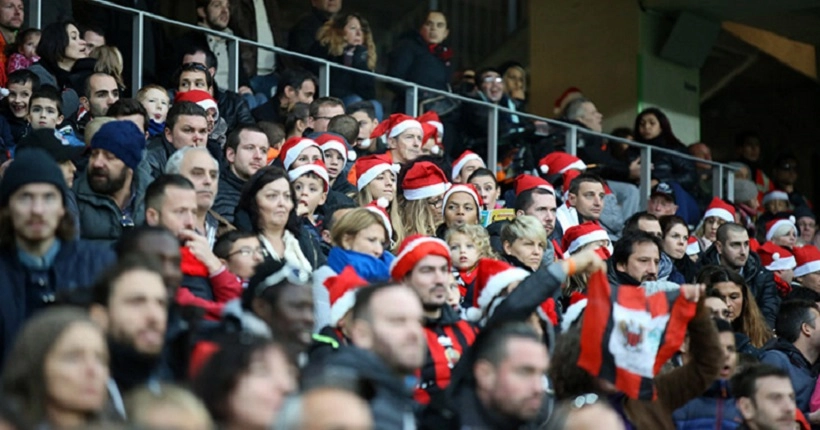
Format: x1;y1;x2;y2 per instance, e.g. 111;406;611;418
428;120;444;137
566;229;610;256
288;163;329;188
703;207;734;223
403;181;451;201
686;240;700;256
766;254;796;272
442;185;481;217
765;218;797;242
366;199;393;240
329;289;357;326
283;139;320;170
476;268;530;312
389;237;450;278
320;140;349;165
762;190;790;205
795;260;820;278
561;298;588;333
452;153;484;181
358;163;399;191
388;119;423;138
560;160;587;173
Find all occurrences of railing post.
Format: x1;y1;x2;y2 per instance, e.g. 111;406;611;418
725;169;735;201
507;0;518;34
639;146;652;210
28;0;40;29
131;11;144;95
405;87;418;116
227;37;240;92
488;105;499;173
318;62;330;97
712;165;724;199
566;126;578;156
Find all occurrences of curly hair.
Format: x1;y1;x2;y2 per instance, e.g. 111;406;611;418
444;223;498;260
316;13;377;71
357;186;406;249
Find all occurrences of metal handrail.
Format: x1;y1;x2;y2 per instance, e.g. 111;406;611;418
80;0;736;206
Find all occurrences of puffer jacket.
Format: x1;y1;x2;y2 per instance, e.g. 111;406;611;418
760;338;818;414
215;87;255;135
673;379;743;430
142;134;175;181
74;169;149;243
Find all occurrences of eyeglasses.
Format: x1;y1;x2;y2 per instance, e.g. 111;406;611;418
482;76;503;84
571;393;601;409
254;265;312;297
228;247;268;258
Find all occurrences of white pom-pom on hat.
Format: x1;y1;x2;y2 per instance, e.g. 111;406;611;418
790;215;796;224
540;164;549;174
376;197;389;209
431;146;441;155
464;307;483;322
773;252;780;261
347;150;357;161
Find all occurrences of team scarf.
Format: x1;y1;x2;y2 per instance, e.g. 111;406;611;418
577;270;696;400
327;247;395;282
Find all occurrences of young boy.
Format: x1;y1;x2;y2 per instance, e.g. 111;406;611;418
314;132;352;189
4;69;39;143
288;160;329;245
214;230;266;287
137;84;170;138
28;86;83;147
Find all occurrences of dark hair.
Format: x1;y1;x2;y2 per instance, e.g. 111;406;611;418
623;211;658;235
346;100;375;119
172;62;214;91
634;107;683;147
309;96;344;119
115;225;176;258
610;127;633;140
191;336;283;424
467;167;498;186
716;223;747;245
714;318;733;334
91;255;164;306
180;44;218;71
258;121;285;148
787;287;820;302
6;28;41;58
275;68;317;99
322;200;358;233
514;187;552;213
474;322;541;366
611;230;661;268
7;68;40;88
735;131;760;149
226;124;268;153
236;166;300;237
351;282;406;323
145;174;195;213
107;98;149;130
29;84;63;115
80;72;116;99
327;115;359;148
285;102;310;136
37;20;80;72
548;325;600;400
568;172;605;195
477;67;500;82
166;101;207;131
241;258;309;311
214;230;258;260
776;299;817;343
731;363;790;399
659;215;688;238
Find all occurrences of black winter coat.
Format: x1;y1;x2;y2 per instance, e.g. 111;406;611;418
387;32;452;100
635;135;698;192
213;166;246;223
310;44;376;100
215;87;255;135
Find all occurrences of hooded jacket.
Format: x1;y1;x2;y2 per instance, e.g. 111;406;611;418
700;245;779;328
672;379;743;430
74;168;149;243
760;338;818;414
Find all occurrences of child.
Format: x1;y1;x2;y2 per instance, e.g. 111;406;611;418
445;223;496;310
6;28;40;74
214;230;266;288
28;85;83;147
288;160;329;244
5;69;37;140
278;136;324;171
137;84;170;138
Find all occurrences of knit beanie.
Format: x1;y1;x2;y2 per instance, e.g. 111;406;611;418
90;120;147;171
0;148;66;206
734;179;758;203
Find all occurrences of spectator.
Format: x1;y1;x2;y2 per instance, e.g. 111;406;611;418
501;215;548;272
90;45;125;92
511;175;558;249
732;364;796;430
734;131;774;198
440;183;481;232
398;161;451;237
276;387;374;430
765;216;798;250
308;96;345;133
81;24;106;54
313;13;378;106
660;215;698;282
347;100;383;155
125;384;214;430
555;172;606;237
142;101;209;180
0;0;23;87
30;20;91;119
107;98;149;135
695;197;735;251
544;396;625;430
114;225;183;296
688;141;713;208
499;60;527;107
793;245;820;295
2;69;39;143
647;182;678;218
214;230;265;285
373;113;424;165
88;256;169;394
609;230;660;285
624;212;685;283
633;107;698;193
288;0;342;57
136;84;170;138
228;0;285;98
165;147;234;247
760;299;820;415
252;68;317;124
772;153;812;209
700;223;780;328
468;167;502;210
1;307;109;429
795;205;816;245
74;121;148;243
6;28;40;75
285;102;310;138
76;72;119;137
213;124;270;222
27;85;80;147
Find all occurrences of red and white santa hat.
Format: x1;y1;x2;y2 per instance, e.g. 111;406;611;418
451;150;485;181
401;161;451;201
370;113;423;140
561;222;609;256
553;87;583;115
287;160;329;190
757;242;796;272
465;258;530;322
793;245;820;278
421;122;443;155
514;174;555;196
314;132;356;164
765;215;797;242
325;266;369;326
686;236;700;256
278;136;321;171
703;197;735;223
762;190;790;205
538;152;587;175
365;197;393;240
442;184;483;215
390;234;451;280
418;110;444;140
354;153;399;192
175;89;219;120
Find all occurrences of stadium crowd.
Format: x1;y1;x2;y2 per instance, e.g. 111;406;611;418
0;0;815;429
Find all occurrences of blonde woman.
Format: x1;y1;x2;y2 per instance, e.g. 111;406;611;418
398;161;451;239
354;153;406;246
90;45;125;91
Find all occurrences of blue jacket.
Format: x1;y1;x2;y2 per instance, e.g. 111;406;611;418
0;240;115;366
760;338;818;413
673;379;743;430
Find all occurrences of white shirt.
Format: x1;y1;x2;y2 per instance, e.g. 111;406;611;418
254;0;276;75
203;26;234;89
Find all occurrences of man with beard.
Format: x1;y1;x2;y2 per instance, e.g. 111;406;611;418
89;256;170;394
390;234;479;405
608;230;661;286
166;147;233;248
213;125;269;223
700;222;779;328
732;364;797;430
75;120;149;243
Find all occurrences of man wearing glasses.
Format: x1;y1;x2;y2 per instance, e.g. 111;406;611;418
214;230;266;287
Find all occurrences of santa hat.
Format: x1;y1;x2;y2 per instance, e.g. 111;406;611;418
365;197;393;240
539;152;587;175
188;341;220;379
465;258;530;322
287;160;329;190
325;266;369;326
354;154;399;192
421;122;443;155
686;236;700;256
554;87;583;115
561;298;588;333
514;174;555;196
757;242;796;272
370;113;423;140
314;132;356;164
390;235;451;280
765;215;797;242
418;111;443;139
561;222;609;255
401;161;451;201
703;197;735;223
278;137;321;171
175;89;219;120
442;184;483;215
762;190;790;205
794;245;820;278
451;150;485;181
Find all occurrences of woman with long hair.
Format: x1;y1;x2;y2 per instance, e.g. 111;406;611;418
355;153;406;247
633;107;698;192
397;160;451;238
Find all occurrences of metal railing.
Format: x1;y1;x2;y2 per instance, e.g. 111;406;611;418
73;0;735;208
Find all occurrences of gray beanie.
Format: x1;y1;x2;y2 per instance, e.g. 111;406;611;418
734;179;758;203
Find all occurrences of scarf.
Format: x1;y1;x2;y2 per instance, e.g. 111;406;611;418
327;247;394;282
148;119;165;137
259;231;312;273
